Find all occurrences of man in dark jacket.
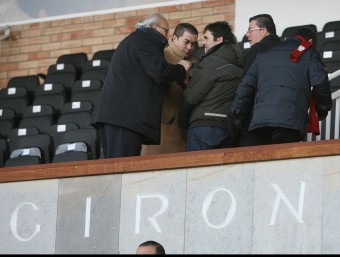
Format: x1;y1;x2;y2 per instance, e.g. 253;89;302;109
91;13;191;158
231;28;333;145
178;21;244;151
237;14;282;146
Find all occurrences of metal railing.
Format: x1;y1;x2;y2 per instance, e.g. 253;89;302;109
307;69;340;141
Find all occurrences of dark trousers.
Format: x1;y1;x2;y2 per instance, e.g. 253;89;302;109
99;124;143;158
237;129;263;147
252;127;301;145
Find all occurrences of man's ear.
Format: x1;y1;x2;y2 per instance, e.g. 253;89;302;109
216;36;223;43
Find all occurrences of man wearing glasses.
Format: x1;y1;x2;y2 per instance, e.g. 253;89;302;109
244;14;281;72
236;14;282;147
91;13;191;158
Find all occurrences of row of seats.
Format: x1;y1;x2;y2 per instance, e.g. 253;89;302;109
0;49;115;167
0;78;102;119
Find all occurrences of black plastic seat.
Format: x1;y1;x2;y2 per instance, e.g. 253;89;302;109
9;134;53;164
44;72;77;97
281;24;317;40
92;49;115;62
4;147;42;167
0;118;16;139
48;123;79;151
8;127;40;154
0;138;9;167
7;75;40;102
57;52;88;79
52;127;100;162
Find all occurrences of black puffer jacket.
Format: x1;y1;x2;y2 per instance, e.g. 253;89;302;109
178;41;244;133
231;37;332;138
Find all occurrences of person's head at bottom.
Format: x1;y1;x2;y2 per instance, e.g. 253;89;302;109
136;240;165;254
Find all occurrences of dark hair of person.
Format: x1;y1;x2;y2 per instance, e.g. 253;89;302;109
249;14;277;35
173;23;198;38
292;27;318;47
139;240;166;254
203;21;236;43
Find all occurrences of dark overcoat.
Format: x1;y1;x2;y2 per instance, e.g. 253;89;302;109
91;28;186;144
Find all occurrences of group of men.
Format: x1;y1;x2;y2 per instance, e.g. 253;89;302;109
91;13;333;159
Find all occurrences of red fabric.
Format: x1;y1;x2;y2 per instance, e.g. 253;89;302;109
307;93;320;135
290;35;313;63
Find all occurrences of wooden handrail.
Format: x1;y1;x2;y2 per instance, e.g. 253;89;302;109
1;139;340;183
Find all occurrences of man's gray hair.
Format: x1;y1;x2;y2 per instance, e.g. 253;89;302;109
135;13;165;29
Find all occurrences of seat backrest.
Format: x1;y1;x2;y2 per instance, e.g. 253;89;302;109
0;108;16;120
281;24;317;39
34;83;67;97
61;101;93;114
0;97;29;120
318;30;340;51
92;49;115;62
72;89;102;108
82;59;110;72
80;69;108;84
23;104;55;118
8;127;40;153
57;52;88;79
71;79;102;94
0;118;16;139
19;115;54;134
58;128;100;159
0;87;29;101
48;123;79;151
47;63;77;77
44;72;77;96
33;93;67;116
0;138;8;167
15;134;53;163
7;75;40;102
323;20;340;32
57;111;93;129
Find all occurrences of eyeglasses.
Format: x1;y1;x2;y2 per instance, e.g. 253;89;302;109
156;24;169;35
247;27;263;33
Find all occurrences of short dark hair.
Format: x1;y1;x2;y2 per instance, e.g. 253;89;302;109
173;23;198;38
203;21;236;43
249;14;276;35
293;27;318;47
139;240;166;254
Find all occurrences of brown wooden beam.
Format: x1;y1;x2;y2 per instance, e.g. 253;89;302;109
1;139;340;183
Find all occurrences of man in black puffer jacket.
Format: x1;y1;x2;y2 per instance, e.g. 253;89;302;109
231;28;332;145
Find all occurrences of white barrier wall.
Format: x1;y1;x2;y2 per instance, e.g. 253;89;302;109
1;154;340;254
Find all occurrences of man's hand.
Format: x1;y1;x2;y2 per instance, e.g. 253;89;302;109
178;60;191;71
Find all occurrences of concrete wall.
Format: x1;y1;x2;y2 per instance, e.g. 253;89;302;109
1;154;340;254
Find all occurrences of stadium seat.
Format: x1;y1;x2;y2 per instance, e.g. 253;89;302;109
48;123;79;151
281;24;317;40
52;127;100;162
80;59;109;84
57;52;88;79
92;49;115;62
7;75;40;102
0;138;8;167
8;127;40;154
